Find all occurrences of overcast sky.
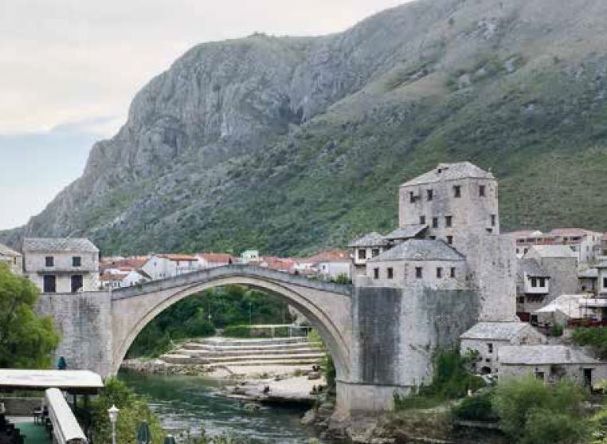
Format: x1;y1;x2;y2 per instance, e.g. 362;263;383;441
0;0;410;230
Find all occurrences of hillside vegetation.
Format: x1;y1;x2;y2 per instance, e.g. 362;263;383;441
4;0;607;255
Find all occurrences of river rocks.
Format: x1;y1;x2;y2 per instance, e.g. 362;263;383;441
243;402;261;412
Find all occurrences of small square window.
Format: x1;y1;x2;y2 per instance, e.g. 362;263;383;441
436;267;443;278
450;267;456;278
427;189;434;201
45;256;54;267
415;267;423;279
479;185;486;197
432;217;439;228
371;248;380;257
387;268;394;279
445;216;453;227
72;256;82;267
358;249;367;260
420;215;426;225
447;236;454;245
453;185;461;198
373;268;379;279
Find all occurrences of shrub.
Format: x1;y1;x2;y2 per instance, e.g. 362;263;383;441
223;325;252;338
493;376;588;443
91;378;164;444
550;323;564;337
572;327;607;359
452;392;498;422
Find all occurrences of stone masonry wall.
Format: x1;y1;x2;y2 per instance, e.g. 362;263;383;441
37;292;113;377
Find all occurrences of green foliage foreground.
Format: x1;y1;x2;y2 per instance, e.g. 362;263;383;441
0;263;60;368
92;378;164;444
394;349;485;410
572;327;607;359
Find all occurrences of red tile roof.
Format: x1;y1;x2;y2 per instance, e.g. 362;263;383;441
158;254;198;262
304;249;350;264
197;253;235;263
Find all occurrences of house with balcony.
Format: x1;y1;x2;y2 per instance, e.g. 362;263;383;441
22;238;99;293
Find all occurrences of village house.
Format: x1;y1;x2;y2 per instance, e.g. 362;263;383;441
514;245;578;317
498;345;607;388
22;238;99;293
531;294;587;328
510;228;603;264
460;321;546;375
240;249;260;263
196;252;235;269
348;232;391;276
140;253;200;280
0;242;23;275
578;266;599;294
259;256;298;274
304;249;351;281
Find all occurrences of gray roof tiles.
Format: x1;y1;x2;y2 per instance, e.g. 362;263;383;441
368;239;464;262
461;321;533;341
526;244;576;258
518;258;549;278
0;243;21;257
498;345;600;365
22;238;99;253
400;162;494;187
348;232;390;248
383;224;427;241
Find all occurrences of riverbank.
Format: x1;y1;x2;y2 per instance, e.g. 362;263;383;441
122;336;328;405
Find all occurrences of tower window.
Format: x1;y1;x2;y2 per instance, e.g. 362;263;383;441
387;268;394;279
373;268;379;279
415;267;423;279
445;216;453;227
491;214;497;227
427;189;434;201
420;215;426;225
447;236;454;245
432;217;439;228
450;267;456;278
436;267;443;278
409;192;416;203
479;185;486;197
453;185;461;198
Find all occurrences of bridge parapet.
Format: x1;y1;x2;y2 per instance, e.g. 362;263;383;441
111;264;352;300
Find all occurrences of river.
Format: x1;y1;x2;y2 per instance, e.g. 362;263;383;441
120;370;324;443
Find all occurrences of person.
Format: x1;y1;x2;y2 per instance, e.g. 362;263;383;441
57;356;67;370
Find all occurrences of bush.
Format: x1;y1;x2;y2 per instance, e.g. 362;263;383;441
394;349;485;411
452;392;498;422
572;327;607;359
223;325;252;338
550;323;564;337
91;378;164;444
493;376;588;444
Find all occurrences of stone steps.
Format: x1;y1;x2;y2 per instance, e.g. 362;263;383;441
177;346;322;357
161;335;325;369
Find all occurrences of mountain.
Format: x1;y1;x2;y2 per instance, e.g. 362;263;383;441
4;0;607;255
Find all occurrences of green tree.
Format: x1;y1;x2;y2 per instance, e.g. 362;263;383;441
572;327;607;359
493;376;588;444
0;263;60;368
91;378;164;444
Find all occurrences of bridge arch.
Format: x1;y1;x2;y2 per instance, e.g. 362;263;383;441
110;265;353;382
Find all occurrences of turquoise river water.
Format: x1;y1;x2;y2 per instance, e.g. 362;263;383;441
120;370;323;443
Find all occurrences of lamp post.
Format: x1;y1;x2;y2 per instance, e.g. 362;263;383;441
108;404;119;444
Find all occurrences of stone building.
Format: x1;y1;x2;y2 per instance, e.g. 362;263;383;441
510;228;603;264
498;345;607;388
516;258;550;317
0;243;23;275
460;321;546;374
22;238;99;293
346;162;517;404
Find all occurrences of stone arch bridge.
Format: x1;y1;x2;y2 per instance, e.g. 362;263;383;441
38;264;479;415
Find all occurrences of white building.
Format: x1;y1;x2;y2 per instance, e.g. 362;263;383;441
498;345;607;388
197;253;235;269
22;238;99;293
460;321;546;375
100;269;150;289
510;228;603;264
0;243;23;275
306;249;351;281
141;254;199;280
241;250;260;263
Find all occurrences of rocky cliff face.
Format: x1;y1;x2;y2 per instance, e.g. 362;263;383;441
6;0;607;254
